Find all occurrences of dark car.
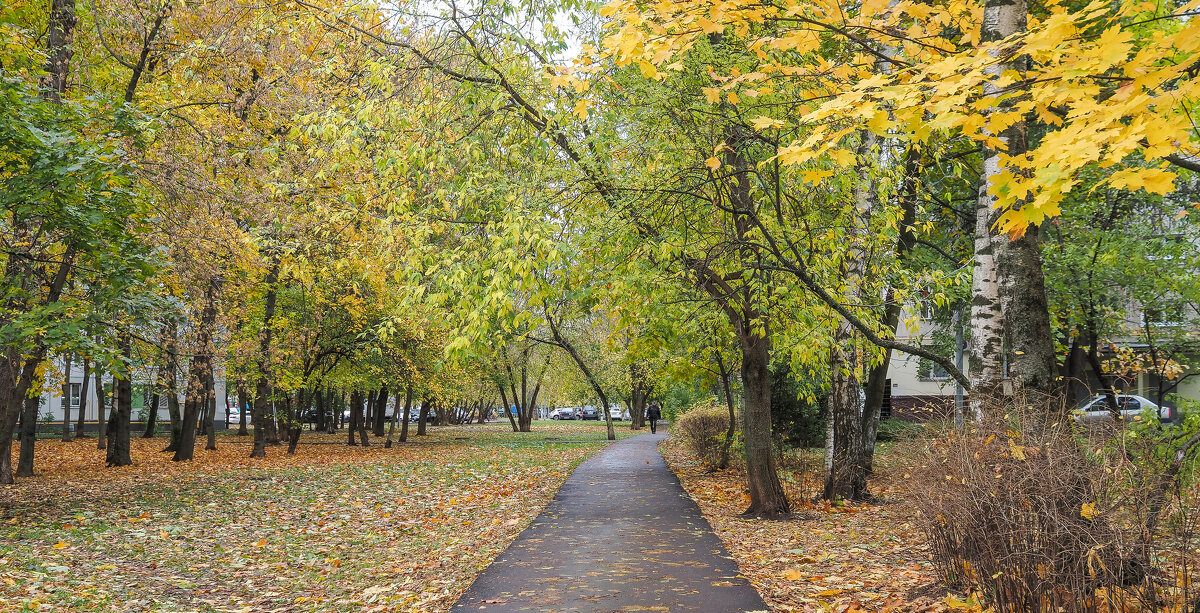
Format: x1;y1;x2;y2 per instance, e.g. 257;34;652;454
579;406;600;420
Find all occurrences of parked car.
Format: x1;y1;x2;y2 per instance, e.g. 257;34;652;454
607;406;624;421
549;407;576;420
1072;394;1174;424
224;405;242;424
579;406;601;421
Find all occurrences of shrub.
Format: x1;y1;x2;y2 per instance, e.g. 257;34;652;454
876;418;925;442
672;401;732;469
903;404;1200;612
770;363;826;448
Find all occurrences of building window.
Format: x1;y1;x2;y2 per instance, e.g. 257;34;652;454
1143;304;1186;327
919;355;951;381
70;383;81;407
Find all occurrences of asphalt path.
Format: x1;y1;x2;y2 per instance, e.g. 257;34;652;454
451;431;768;612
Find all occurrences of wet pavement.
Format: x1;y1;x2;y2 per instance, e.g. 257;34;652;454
451;431;768;612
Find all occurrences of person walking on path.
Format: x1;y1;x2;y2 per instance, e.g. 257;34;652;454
647;401;662;434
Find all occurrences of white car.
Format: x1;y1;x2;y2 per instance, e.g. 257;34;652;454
549;407;576;420
1072;394;1174;424
607;406;624;421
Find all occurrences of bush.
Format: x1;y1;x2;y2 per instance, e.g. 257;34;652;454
672;401;732;469
875;418;924;442
770;363;826;448
903;404;1200;612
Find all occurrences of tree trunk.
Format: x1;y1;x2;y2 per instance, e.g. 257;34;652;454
198;391;210;437
860;146;919;474
106;337;133;467
713;349;736;470
997;225;1056;398
60;353;73;441
399;387;413;443
236;381;249;436
0;354;50;483
251;261;279;458
143;391;159;438
970;0;1031;412
0;0;76;485
161;321;181;451
74;358;90;437
372;385;388;437
981;0;1052;400
355;390;370;446
16;394;40;477
286;390;303;455
312;385;324;433
326;389;338;434
204;370;217;451
251;382;270;458
497;384;518;432
386;388;412;448
264;400;281;445
348;389;361;445
96;364;108;450
823;131;883;502
417;397;430;436
38;0;76;104
704;120;789;516
629;362;649;430
164;367;181;452
545;314;615;441
174;278;219;462
824;340;866;501
737;320;789;517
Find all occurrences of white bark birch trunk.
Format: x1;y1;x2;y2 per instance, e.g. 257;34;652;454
969;0;1029;414
824;131;875;501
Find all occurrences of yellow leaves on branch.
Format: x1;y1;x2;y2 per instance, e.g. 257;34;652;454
599;0;1200;234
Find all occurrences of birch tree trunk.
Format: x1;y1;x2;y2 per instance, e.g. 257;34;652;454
823;132;878;502
970;0;1032;412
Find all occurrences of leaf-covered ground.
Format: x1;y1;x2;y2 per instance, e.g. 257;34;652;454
1;422;632;612
661;439;966;613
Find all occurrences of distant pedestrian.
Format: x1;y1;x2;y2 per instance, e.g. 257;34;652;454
646;401;662;434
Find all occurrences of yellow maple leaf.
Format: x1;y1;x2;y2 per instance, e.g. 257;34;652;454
705;157;721;171
781;568;804;580
748;116;786;130
573;99;592;121
801;169;834;185
831;148;857;166
52;541;68;550
1140;169;1176;195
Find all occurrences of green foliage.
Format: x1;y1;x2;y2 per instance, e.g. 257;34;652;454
659;381;711;422
770;363;826;449
0;72;154;362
